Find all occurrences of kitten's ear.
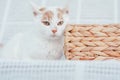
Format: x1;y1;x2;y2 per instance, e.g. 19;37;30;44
30;2;46;16
58;6;69;15
63;5;69;14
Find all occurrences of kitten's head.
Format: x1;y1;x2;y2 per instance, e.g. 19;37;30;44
31;2;69;40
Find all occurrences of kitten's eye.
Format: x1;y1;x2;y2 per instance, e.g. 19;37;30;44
57;21;64;26
42;21;50;26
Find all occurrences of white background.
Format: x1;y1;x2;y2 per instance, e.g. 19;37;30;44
0;0;120;51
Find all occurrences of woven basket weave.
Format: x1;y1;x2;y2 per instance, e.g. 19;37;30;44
64;24;120;60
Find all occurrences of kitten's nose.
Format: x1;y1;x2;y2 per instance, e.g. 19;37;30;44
52;29;57;33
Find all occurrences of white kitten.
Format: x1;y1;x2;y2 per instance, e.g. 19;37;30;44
1;3;69;60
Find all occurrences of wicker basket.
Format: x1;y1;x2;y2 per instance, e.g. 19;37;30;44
64;24;120;60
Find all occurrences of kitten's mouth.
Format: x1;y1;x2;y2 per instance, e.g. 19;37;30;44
51;34;56;37
50;34;62;40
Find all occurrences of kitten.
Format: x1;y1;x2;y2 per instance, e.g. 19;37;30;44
1;2;69;60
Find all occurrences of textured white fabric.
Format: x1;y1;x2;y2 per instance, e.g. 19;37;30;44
0;60;120;80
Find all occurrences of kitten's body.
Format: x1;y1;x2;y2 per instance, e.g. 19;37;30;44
1;28;64;60
1;5;69;60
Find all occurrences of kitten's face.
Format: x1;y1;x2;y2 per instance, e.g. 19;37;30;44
32;4;69;39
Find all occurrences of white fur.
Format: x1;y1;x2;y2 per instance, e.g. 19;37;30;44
1;6;69;60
